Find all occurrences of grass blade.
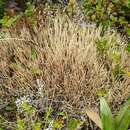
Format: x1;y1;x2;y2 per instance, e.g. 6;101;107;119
86;108;102;129
100;97;115;130
115;99;130;130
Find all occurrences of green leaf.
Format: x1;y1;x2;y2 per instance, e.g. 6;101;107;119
110;16;118;22
96;37;109;52
100;97;115;130
31;48;38;61
31;66;41;76
111;51;121;63
58;112;67;117
5;106;15;112
53;118;64;129
115;99;130;130
17;119;26;130
45;107;53;121
34;122;42;130
96;88;108;97
126;28;130;36
0;15;20;27
113;64;124;81
126;43;130;52
68;119;82;130
21;102;36;115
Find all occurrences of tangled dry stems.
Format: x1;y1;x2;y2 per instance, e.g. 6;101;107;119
0;15;130;113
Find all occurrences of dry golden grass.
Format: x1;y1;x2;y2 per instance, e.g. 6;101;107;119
0;15;130;113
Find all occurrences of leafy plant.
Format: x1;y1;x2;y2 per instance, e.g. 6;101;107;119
82;0;130;33
68;118;83;130
100;98;115;130
86;97;130;130
113;64;124;81
17;119;26;130
0;2;37;28
96;37;109;53
0;14;21;27
24;2;37;26
15;99;42;130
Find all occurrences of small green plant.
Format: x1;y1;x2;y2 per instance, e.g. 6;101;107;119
0;14;21;27
96;37;109;53
86;97;130;130
24;2;37;26
0;2;37;28
96;36;124;81
113;64;124;81
68;118;83;130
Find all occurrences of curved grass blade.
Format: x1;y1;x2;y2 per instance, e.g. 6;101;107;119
100;97;115;130
115;99;130;130
86;108;102;129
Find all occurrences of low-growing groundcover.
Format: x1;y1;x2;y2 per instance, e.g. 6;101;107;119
82;0;130;43
0;14;130;129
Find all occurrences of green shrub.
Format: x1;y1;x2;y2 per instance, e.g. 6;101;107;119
0;99;84;130
0;2;37;28
83;0;130;33
0;15;21;27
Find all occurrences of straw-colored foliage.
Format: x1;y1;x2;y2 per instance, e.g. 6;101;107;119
0;15;130;112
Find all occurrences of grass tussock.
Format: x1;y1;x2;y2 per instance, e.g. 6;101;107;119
0;15;130;113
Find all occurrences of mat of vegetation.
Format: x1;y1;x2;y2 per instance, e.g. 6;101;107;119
0;14;130;129
0;1;130;130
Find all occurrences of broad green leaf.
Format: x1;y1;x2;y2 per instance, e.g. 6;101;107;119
100;97;115;130
115;99;130;130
